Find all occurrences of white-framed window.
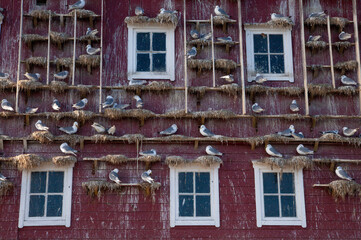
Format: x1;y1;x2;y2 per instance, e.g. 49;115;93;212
127;24;175;81
252;161;306;228
245;26;294;82
169;163;220;227
18;162;74;228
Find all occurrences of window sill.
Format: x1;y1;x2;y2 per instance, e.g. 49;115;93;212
22;219;69;227
171;219;220;227
248;75;294;82
128;72;174;81
259;219;306;228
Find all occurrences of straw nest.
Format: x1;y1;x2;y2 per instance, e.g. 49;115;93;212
124;13;178;26
191;109;237;119
11;154;46;171
187;59;212;71
50;81;68;93
57;134;83;147
215;59;237;71
328;180;361;201
139;182;162;201
124;81;173;92
220;83;240;96
91;134;119;143
156;12;178;26
166;155;223;167
25;57;47;67
188;38;211;46
305;41;327;50
69;9;97;18
99;155;130;164
18;80;43;91
104;109;156;120
159;135;190;141
308;84;333;97
0;79;16;90
267;18;294;28
78;55;100;67
52;156;77;166
0;181;14;196
330;17;350;30
77;85;93;96
82;180;123;199
50;31;69;44
30;131;54;144
258;156;313;170
55;57;73;68
213;15;235;25
22;34;47;43
160;109;187;118
121;134;145;143
246;85;304;96
319;133;361;147
334;60;357;72
29;9;54;20
263;134;294;144
333;41;352;51
139;155;162;162
188;86;208;98
337;86;357;96
305;17;327;27
72;110;95;123
79;34;100;41
0;112;14;118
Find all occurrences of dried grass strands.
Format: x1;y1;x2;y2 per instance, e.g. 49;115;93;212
308;83;333;97
90;134;119;143
0;181;14;196
337;86;357;96
121;134;145;144
215;59;237;71
191;109;237;119
0;79;16;90
124;16;151;24
219;83;240;96
52;156;77;166
333;41;352;51
55;57;73;69
77;84;93;96
0;112;13;118
334;60;358;72
30;131;54;144
165;155;223;167
99;154;130;164
11;154;46;171
158;135;190;141
246;85;304;96
188;38;211;46
305;41;327;50
156;12;178;26
79;34;100;41
160;109;187;118
125;14;178;26
145;81;174;91
328;180;361;201
187;59;212;71
213;16;235;25
50;31;69;45
104;109;156;120
263;134;293;144
305;17;327;27
69;9;97;18
72;110;95;123
29;9;54;20
18;80;43;91
25;57;47;67
188;86;207;98
57;134;83;147
22;34;47;43
330;17;350;30
318;133;361;147
246;136;265;147
82;180;123;199
139;182;161;201
77;55;100;67
49;80;68;93
139;155;161;163
267;18;294;28
258;156;313;170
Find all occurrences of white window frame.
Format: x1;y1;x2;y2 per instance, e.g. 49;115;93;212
245;26;294;82
127;23;175;81
18;162;74;228
169;163;220;227
252;161;306;228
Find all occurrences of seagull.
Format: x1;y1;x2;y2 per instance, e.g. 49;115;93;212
109;169;121;184
342;127;358;137
24;72;40;81
199;125;221;138
0;72;9;80
255;73;267;84
159;8;177;14
296;144;314;155
72;98;88;110
86;27;98;37
139;149;157;157
320;130;339;135
68;0;85;11
113;102;130;110
35;120;49;131
271;13;291;21
60;142;77;156
91;122;106;134
277;125;295;137
141;169;154;183
214;5;229;18
25;107;38;114
220;74;234;83
200;32;212;41
52;99;61;111
102;95;114;108
292;132;304;139
252;103;264;113
129;79;147;86
107;125;116;135
86;45;101;55
54;71;69;80
159;124;178;135
339;31;352;41
190;29;200;39
59;121;79;135
134;95;143;109
308;11;327;18
217;36;232;42
135;6;144;16
335;166;353;181
0;173;6;181
265;144;282;158
341;75;357;86
308;35;321;42
206;145;223;156
290;100;300;112
1;99;14;112
187;47;197;59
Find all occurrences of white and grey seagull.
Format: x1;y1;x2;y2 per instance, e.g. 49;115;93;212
25;107;38;114
341;75;357;86
308;11;327;18
200;125;215;137
271;13;292;21
60;142;77;156
335;166;353;181
72;98;88;110
217;36;232;42
139;149;157;157
277;125;295;137
107;125;116;135
214;6;230;18
135;6;144;16
220;74;234;83
290;100;300;112
54;71;69;80
68;0;85;11
187;47;197;59
52;99;61;111
190;29;200;39
255;73;267;84
35;120;49;131
86;27;98;37
252;103;264;113
339;31;352;41
1;99;14;112
0;72;9;80
320;130;339;135
292;132;304;139
159;8;177;14
141;170;154;183
200;32;212;41
24;72;40;81
206;145;223;156
109;168;121;184
308;35;321;42
266;144;283;158
134;95;143;109
113;102;130;110
159;124;178;135
59;121;79;135
129;79;147;86
0;173;6;181
86;44;101;55
342;127;358;137
296;144;314;155
91;122;106;134
102;95;114;108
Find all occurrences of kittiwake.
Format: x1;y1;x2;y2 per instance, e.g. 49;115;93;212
266;144;282;158
252;103;264;113
72;98;88;109
69;0;85;11
134;95;143;109
102;95;114;108
214;5;229;18
35;120;49;131
206;145;223;156
59;121;79;135
159;124;178;135
335;166;353;181
296;144;314;155
139;149;157;157
141;169;154;183
342;127;358;137
86;44;100;55
109;168;121;184
1;99;14;112
60;142;77;156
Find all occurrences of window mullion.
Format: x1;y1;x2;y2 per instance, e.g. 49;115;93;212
267;35;271;73
193;172;196;218
150;32;153;72
44;171;49;217
278;173;282;217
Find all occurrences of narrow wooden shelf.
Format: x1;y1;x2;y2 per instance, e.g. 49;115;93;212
313;184;330;187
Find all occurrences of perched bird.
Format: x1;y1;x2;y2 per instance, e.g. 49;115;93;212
206;145;223;156
0;72;9;80
109;169;121;184
129;79;147;86
72;98;88;110
214;5;229;18
24;72;40;81
217;36;232;42
0;173;6;181
255;73;267;84
35;120;49;131
342;127;358;137
159;124;178;135
86;27;98;37
113;102;130;110
139;149;157;157
102;95;114;108
292;132;305;139
68;0;85;11
52;99;61;111
220;74;234;83
265;144;282;158
308;11;327;18
54;71;69;80
60;142;77;156
335;166;353;181
1;99;14;112
271;13;292;21
159;8;177;14
290;100;300;112
141;169;154;183
320;130;339;135
86;44;101;55
91;122;106;134
25;107;38;114
252;103;264;113
187;47;197;59
341;75;357;86
339;31;352;41
308;35;321;42
134;95;143;109
190;29;200;39
296;144;314;155
200;32;212;41
135;6;144;16
277;125;295;137
59;121;79;135
200;125;215;137
107;125;116;135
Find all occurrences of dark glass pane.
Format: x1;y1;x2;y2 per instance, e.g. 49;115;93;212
264;196;279;217
152;54;166;72
280;173;295;193
137;33;150;51
179;195;194;216
269;34;284;53
48;172;64;193
179;172;193;193
254;55;269;73
263;173;278;194
47;195;63;217
281;196;296;217
270;55;285;73
136;54;150;72
29;195;45;217
195;172;210;193
196;195;211;217
254;34;268;53
153;33;166;51
30;172;47;193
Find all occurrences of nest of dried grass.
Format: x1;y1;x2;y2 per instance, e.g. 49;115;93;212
318;133;361;146
25;57;47;67
246;85;304;96
50;81;68;93
124;16;151;24
187;59;212;70
166;155;223;167
188;86;208;98
0;79;16;90
124;13;178;26
77;55;100;67
91;134;119;143
188;38;211;46
79;34;100;41
333;41;352;51
0;181;14;196
305;17;327;27
139;155;162;162
11;154;46;171
263;134;293;144
30;131;54;144
52;156;77;166
77;84;93;96
331;17;350;30
69;9;97;18
337;86;357;96
247;136;266;147
259;156;313;170
18;80;43;91
156;12;178;25
72;110;95;123
29;9;54;20
308;83;333;97
220;83;240;96
267;18;294;28
55;58;73;68
305;41;327;50
213;15;234;25
328;180;361;201
159;135;190;141
57;134;83;147
215;59;237;71
0;112;14;118
82;180;123;199
139;182;161;201
191;109;237;119
121;134;145;144
99;155;129;164
160;110;187;119
334;60;357;72
22;34;47;43
50;31;69;44
145;81;173;91
104;109;156;120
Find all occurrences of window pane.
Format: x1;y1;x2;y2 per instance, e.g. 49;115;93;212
263;173;278;194
152;53;166;72
264;196;279;217
281;196;296;217
30;172;47;193
48;172;64;193
29;195;45;217
254;34;268;53
196;195;211;217
280;173;295;193
179;195;194;216
195;172;210;193
269;34;284;53
153;33;166;51
137;33;150;51
254;55;269;73
179;172;193;193
47;195;63;217
270;55;285;73
137;53;150;72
